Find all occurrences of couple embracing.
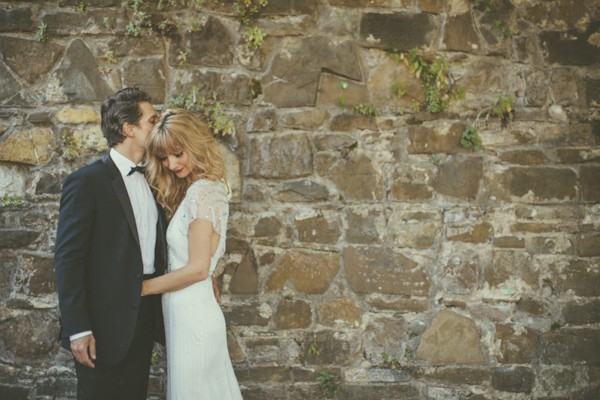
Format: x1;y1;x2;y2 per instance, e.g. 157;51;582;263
54;88;243;399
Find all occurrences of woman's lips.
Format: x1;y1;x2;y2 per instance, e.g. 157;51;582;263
174;168;184;174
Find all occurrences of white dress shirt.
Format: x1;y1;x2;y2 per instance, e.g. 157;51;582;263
70;149;158;342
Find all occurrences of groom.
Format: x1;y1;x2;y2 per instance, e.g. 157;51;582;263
54;88;167;399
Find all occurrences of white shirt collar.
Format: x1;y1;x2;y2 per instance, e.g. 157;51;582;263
110;148;141;178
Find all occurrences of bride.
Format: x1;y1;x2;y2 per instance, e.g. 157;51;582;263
141;108;243;399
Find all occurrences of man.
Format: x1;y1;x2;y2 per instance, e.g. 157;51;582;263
54;87;166;399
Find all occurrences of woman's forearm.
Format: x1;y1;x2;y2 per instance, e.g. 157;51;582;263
142;262;209;295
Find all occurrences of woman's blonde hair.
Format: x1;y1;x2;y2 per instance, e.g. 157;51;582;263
145;108;227;220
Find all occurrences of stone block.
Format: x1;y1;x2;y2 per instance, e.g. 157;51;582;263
46;39;112;103
549;0;587;27
222;302;271;327
443;12;481;53
237;366;292;383
169;18;234;67
406;123;468;154
243;335;288;364
366;296;429;313
253;216;282;237
496;324;538;364
247;134;312;179
359;12;437;50
389;165;436;201
516;297;549;316
0;62;21;102
436;156;483;199
123;58;166;104
562;299;600;325
295;211;341;244
0;8;34;32
317;298;363;329
275;299;312;329
516;38;544;69
541;329;600;365
422;367;489;386
416;310;487;365
438;247;483;294
329;0;395;7
580;166;600;203
329;114;376;132
313;133;356;151
578;233;600;257
171;70;252;106
228;250;258;294
0;255;17;296
388;209;439;249
344;206;386;244
550;258;600;297
0;385;29;400
35;172;67;196
368;58;424;111
343;246;429;296
0;230;41;249
447;222;493;243
227;332;246;363
0;310;60;360
275;179;329;202
43;10;107;36
317;151;383;201
0;128;53;165
493;236;525;248
265;249;340;294
491;366;535;393
339;384;422;400
522;68;548;106
490;167;578;203
56;107;100;124
0;164;27;198
541;28;600;66
74;126;109;154
499;150;546;165
557;148;600;164
279;109;328;131
484;249;538;289
585;77;600;107
318;72;369;109
549;67;585;108
263;36;362;107
20;253;57;295
420;0;444;13
303;330;361;366
363;315;407;362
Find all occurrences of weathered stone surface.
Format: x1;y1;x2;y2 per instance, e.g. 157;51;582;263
496;324;538;364
248;109;275;132
0;255;17;296
263;36;362;107
550;258;600;297
444;12;481;53
339;384;422;400
499;150;546;165
257;14;317;37
578;233;600;257
0;385;29;400
122;58;166;104
406;123;468;155
491;366;535;393
35;171;64;195
388;209;439;249
318;298;363;329
491;167;578;203
222;302;271;327
170;18;234;67
0;37;63;84
420;0;445;13
247;134;312;179
549;0;587;27
0;310;59;359
236;365;292;384
46;39;112;103
228;250;259;294
304;330;361;366
73;126;109;154
390;165;435;201
227;332;246;363
318;72;370;109
20;254;56;296
528;236;574;255
279;109;328;130
171;70;252;106
438;248;481;294
343;246;429;296
0;62;21;102
557;148;600;164
549;67;584;107
493;236;525;248
516;36;545;67
541;26;600;66
419;367;489;386
484;250;538;289
313;133;356;151
516;297;549;316
0;7;34;32
360;13;437;50
585;77;600;107
329;114;376;132
253;216;282;237
43;10;108;36
416;310;486;365
56;107;100;124
344;206;386;244
275;299;312;330
0;164;27;198
541;328;600;365
0;128;54;165
363;315;407;362
316;151;383;201
367;296;429;313
539;124;595;147
276;179;329;202
295;211;341;244
260;0;318;15
562;299;600;325
447;222;493;243
328;0;394;7
581;166;600;203
368;58;424;111
436;156;483;199
265;250;340;294
243;335;292;364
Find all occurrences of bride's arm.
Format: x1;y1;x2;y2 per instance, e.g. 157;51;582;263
141;219;217;295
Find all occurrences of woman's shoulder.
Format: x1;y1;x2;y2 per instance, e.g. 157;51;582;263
187;179;228;199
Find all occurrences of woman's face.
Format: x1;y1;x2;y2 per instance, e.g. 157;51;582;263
160;150;195;180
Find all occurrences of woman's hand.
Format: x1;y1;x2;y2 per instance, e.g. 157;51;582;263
141;280;149;296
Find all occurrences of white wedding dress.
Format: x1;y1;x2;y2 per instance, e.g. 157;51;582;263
162;179;242;400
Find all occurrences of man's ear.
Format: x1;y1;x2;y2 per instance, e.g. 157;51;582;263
122;122;135;138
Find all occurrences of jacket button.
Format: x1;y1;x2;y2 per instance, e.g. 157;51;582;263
136;273;142;279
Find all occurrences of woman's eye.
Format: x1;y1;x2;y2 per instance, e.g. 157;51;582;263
175;152;183;158
158;156;166;161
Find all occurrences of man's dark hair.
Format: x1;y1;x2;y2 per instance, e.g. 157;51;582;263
101;88;152;147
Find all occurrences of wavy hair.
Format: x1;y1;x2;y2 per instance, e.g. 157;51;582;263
145;108;227;220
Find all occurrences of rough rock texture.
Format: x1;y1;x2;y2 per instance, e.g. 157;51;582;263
0;0;599;398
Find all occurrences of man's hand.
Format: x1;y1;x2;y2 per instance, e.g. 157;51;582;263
212;277;221;305
71;334;96;368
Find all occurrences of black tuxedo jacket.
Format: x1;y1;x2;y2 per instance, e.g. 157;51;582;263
54;153;167;364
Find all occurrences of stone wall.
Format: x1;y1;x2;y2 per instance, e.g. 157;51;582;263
1;0;600;399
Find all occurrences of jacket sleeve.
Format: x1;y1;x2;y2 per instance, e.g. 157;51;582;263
54;171;95;339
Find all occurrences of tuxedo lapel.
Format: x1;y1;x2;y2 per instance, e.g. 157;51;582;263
102;153;141;249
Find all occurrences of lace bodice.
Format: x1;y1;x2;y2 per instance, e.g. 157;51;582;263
166;179;229;276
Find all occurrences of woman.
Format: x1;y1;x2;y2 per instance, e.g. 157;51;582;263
141;108;242;399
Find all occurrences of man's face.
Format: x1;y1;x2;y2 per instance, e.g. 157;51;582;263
131;101;158;149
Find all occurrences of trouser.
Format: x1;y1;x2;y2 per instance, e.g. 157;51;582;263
74;292;160;400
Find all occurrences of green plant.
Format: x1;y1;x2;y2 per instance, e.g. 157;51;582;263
473;0;511;37
245;26;267;49
338;96;346;108
411;100;419;112
35;23;48;43
460;126;482;151
352;102;377;117
78;2;89;12
317;371;341;398
396;107;404;115
308;342;320;355
232;0;268;25
151;348;160;365
54;129;80;161
249;78;262;99
176;50;188;65
166;88;235;136
1;194;26;207
106;51;116;63
377;352;401;370
429;154;440;165
492;93;514;120
390;82;406;99
103;16;111;29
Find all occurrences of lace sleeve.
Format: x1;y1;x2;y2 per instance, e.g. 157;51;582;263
186;181;229;236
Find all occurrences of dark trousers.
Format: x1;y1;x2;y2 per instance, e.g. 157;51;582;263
75;293;160;400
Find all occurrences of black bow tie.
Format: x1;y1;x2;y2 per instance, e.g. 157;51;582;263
128;165;146;176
